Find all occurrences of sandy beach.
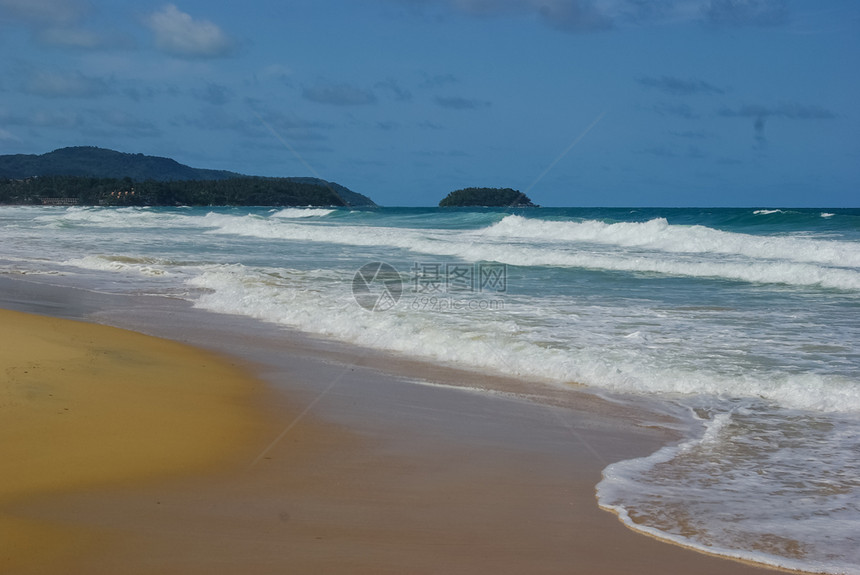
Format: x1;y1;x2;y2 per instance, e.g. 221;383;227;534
0;277;787;574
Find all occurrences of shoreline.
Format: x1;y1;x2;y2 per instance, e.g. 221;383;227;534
1;275;788;574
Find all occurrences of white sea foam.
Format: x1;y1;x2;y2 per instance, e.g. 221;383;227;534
199;213;860;290
62;255;170;276
271;207;336;218
38;209;859;290
597;407;860;575
753;209;785;215
185;264;860;414
34;206;196;229
479;215;860;268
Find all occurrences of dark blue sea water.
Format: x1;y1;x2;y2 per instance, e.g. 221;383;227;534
2;205;858;573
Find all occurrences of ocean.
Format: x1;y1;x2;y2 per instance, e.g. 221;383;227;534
1;205;858;574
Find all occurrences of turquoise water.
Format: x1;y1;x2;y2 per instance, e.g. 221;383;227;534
2;205;859;573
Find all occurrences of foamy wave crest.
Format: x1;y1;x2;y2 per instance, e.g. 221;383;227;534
596;366;860;413
62;255;170;276
753;209;785;215
480;215;860;268
488;250;860;291
271;208;336;218
200;213;860;290
34;206;195;229
200;212;407;245
185;265;860;413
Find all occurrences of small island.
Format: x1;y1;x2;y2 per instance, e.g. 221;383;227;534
439;187;537;207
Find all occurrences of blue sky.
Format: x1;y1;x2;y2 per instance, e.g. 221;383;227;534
1;0;857;206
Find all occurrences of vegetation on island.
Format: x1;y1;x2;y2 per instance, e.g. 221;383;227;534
0;175;357;207
439;187;537;207
0;147;376;207
0;146;239;182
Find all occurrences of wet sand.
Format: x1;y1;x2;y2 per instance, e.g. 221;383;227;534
0;276;786;574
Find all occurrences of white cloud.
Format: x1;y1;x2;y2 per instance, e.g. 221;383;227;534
144;4;236;59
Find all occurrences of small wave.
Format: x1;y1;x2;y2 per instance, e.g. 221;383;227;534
271;207;336;218
199;213;860;291
597;408;860;575
753;209;785;215
821;212;835;218
34;206;195;229
479;215;860;269
62;255;170;276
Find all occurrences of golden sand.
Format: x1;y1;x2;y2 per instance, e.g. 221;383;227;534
0;309;264;571
0;307;788;574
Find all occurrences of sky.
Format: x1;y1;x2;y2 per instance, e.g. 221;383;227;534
0;0;858;207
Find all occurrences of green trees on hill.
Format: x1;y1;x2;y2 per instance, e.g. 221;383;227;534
0;146;377;206
0;147;239;181
0;176;351;207
439;187;536;207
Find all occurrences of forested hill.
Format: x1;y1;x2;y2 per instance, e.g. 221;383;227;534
0;147;376;207
0;147;240;181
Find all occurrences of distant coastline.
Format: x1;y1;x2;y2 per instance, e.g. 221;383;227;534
0;175;365;207
0;147;376;207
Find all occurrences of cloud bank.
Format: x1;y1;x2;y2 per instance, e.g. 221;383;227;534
703;0;789;27
393;0;792;31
